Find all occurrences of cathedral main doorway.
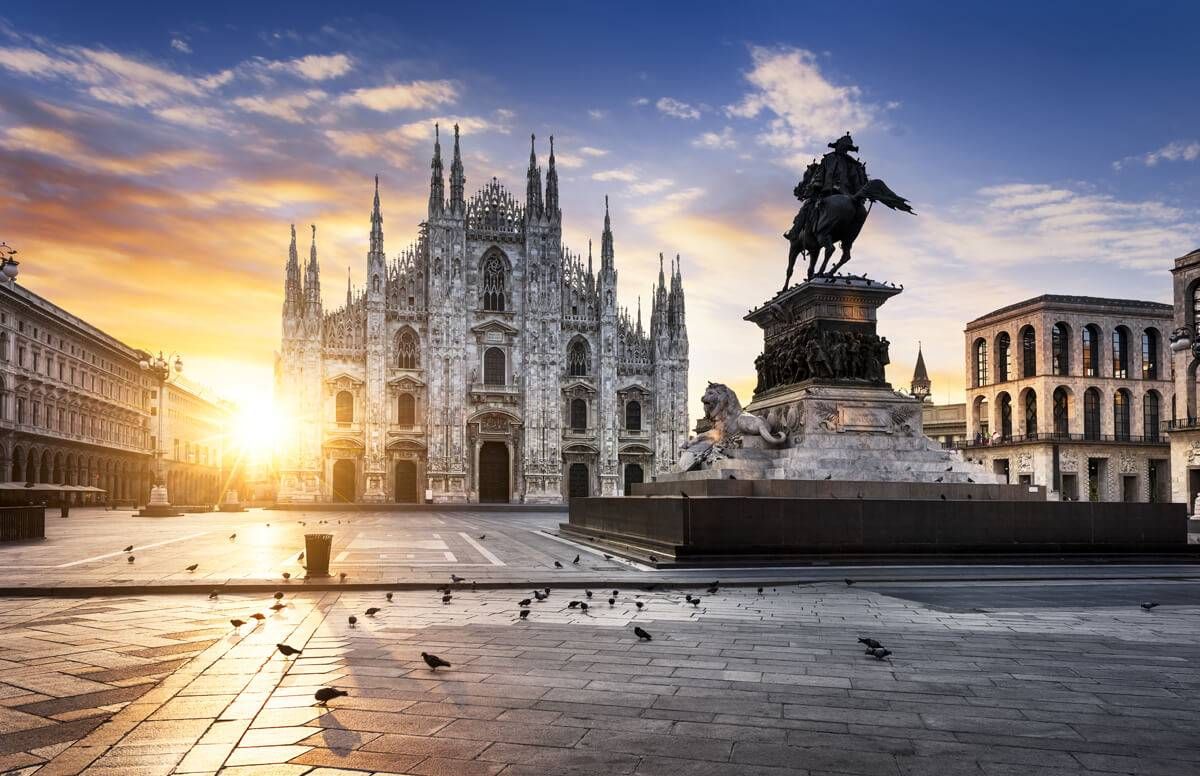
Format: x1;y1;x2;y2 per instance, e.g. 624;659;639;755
623;463;644;495
331;459;355;502
478;442;510;503
568;463;589;498
394;460;418;503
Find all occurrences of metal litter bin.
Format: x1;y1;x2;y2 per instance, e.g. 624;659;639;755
304;533;333;578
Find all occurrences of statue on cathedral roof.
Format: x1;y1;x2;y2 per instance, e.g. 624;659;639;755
782;133;915;289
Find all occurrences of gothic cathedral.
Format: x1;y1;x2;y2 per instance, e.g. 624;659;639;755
275;127;689;504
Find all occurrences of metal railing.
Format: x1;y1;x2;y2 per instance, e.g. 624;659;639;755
1164;417;1200;432
957;431;1165;448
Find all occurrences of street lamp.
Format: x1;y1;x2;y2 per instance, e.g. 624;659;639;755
140;351;182;513
0;241;19;283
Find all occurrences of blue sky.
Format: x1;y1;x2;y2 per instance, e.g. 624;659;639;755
1;0;1197;411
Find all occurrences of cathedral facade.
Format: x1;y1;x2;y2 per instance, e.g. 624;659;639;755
275;127;689;504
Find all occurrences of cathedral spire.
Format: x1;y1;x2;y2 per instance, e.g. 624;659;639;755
637;295;643;336
284;223;301;316
370;175;384;260
911;341;931;401
544;134;560;221
657;252;666;291
525;133;543;220
600;195;614;274
304;224;321;312
449;123;465;215
346;265;352;308
429;124;445;217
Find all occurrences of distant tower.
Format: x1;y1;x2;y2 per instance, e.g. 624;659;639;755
911;342;931;402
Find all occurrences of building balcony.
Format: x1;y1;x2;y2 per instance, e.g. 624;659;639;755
1164;417;1200;433
470;382;519;398
957;431;1166;449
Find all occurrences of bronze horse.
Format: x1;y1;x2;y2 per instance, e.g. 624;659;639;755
783;178;914;290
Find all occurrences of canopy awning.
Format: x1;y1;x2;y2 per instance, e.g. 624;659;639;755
0;482;107;493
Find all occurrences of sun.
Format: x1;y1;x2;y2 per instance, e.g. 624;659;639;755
231;398;289;463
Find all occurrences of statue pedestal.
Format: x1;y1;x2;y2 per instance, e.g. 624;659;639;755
138;485;182;517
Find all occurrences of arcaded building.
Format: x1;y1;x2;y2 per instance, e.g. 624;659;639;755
1167;248;1200;511
274;128;689;504
962;295;1173;502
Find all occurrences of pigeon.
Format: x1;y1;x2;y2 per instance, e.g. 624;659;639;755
608;598;615;605
648;555;658;563
858;637;883;651
283;572;292;580
123;545;133;552
635;601;644;610
603;554;613;560
127;556;135;563
276;643;302;657
680;492;690;499
533;591;547;601
208;590;219;600
442;594;452;604
348;616;357;627
250;613;265;621
554;561;563;568
339;572;348;582
314;687;347;705
967;477;975;483
844;578;855;586
690;598;700;607
298;552;304;562
422;651;451;670
685;594;695;604
185;564;198;572
939;494;946;501
451;574;465;583
478;534;486;540
1141;602;1160;611
269;603;285;612
568;600;581;609
823;473;832;480
365;607;381;617
585;590;593;598
274;592;284;601
612;590;619;596
519;609;530;619
580;602;589;614
230;618;245;629
757;587;763;595
870;647;892;660
707;583;719;594
386;592;393;602
545;587;551;594
945;466;953;472
229;533;236;541
634;626;652;641
935;476;944;483
573;555;581;564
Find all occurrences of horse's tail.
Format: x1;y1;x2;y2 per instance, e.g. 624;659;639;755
856;179;916;215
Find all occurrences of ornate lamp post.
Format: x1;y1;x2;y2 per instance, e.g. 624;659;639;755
139;351;182;515
0;241;20;283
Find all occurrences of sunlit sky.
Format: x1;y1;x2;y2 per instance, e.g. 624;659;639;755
2;1;1198;422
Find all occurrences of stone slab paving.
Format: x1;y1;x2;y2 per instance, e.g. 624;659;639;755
1;582;1198;774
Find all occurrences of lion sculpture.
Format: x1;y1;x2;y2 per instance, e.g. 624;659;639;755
678;382;787;471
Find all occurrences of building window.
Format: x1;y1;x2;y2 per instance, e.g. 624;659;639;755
1051;323;1069;376
483;347;505;385
973;338;988;387
568;338;590;377
570;397;587;430
397;393;415;426
1144;391;1160;442
1113;389;1130;440
0;332;6;362
998;392;1012;440
1053;387;1069;435
1084;388;1101;440
397;329;419;369
481;254;508;312
625;400;642;431
1020;326;1036;378
996;332;1011;382
1082;324;1100;377
1142;328;1159;380
1111;327;1129;379
335;391;354;423
16;397;25;424
1024;390;1037;436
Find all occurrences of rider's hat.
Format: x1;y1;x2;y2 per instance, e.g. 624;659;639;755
828;133;858;152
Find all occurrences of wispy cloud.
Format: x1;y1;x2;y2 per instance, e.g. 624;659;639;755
170;38;191;54
271;53;353;81
691;126;736;150
587;108;607;120
592;166;638;183
726;45;877;167
338;80;458;112
656;96;700;120
1113;140;1200;170
232;90;327;123
579;146;608;157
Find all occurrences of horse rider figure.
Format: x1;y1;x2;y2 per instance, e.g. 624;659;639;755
785;133;869;248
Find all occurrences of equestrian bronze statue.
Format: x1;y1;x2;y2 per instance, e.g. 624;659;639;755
782;133;914;289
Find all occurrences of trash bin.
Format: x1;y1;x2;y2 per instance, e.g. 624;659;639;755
304;533;333;578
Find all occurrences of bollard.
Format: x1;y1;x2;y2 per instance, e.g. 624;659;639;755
304;533;333;578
